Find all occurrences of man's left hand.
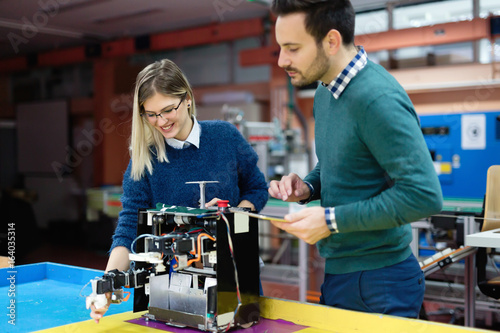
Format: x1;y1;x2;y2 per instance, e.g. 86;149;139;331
270;206;331;244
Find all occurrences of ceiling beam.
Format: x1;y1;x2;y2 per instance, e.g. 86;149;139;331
240;16;495;66
0;17;265;74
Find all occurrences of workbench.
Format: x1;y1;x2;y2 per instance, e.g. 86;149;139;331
0;262;134;333
0;262;496;333
466;227;500;248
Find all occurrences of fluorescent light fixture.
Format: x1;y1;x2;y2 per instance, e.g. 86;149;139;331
0;18;84;39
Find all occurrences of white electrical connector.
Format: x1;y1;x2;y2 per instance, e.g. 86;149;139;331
176;254;188;270
85;279;108;310
208;251;217;264
129;252;163;264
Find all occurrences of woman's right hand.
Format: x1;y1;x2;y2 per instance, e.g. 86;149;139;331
89;292;111;323
205;197;223;208
90;247;130;323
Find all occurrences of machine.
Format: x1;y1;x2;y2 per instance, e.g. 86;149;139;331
85;202;260;332
420;110;500;199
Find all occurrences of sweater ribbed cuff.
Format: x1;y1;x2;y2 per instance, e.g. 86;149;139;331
298;181;314;205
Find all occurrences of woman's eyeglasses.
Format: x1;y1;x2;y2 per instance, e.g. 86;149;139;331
141;93;187;121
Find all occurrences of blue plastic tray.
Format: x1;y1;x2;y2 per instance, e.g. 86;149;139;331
0;262;134;333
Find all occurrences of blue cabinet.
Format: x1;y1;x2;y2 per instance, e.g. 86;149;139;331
420;111;500;199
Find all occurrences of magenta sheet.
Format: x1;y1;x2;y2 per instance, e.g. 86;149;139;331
127;317;308;332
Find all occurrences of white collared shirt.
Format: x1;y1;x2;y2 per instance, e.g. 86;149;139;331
165;117;200;149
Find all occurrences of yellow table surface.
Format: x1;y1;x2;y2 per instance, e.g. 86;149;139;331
36;297;495;333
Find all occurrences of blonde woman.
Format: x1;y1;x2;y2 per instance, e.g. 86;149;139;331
91;59;268;322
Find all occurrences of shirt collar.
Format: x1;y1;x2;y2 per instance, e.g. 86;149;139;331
165;116;200;149
323;46;367;99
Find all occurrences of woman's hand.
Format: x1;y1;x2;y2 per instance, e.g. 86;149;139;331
237;199;255;211
205;198;223;208
90;247;130;323
205;198;255;211
89;292;111;323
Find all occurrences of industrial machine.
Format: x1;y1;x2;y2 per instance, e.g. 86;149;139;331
221;104;310;183
85;202;260;332
420;110;500;199
418;111;500;325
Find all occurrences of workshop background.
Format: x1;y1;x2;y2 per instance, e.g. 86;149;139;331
0;0;500;330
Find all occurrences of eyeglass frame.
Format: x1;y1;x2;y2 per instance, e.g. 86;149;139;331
140;92;187;121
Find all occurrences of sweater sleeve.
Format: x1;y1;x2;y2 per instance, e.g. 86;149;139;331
336;93;443;232
304;85;322;202
304;162;321;201
110;160;153;252
230;125;269;212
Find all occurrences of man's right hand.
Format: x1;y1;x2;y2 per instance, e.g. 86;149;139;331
268;173;310;202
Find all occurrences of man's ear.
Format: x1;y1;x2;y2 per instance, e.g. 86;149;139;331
324;29;342;56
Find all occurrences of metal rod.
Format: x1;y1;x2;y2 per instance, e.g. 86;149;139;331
463;215;477;327
185;181;219;209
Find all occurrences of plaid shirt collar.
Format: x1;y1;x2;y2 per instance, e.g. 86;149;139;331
323;46;367;99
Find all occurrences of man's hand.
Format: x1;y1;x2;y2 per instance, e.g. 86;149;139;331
268;173;310;202
270;206;331;244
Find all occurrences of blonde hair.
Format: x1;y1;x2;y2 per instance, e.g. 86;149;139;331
130;59;196;180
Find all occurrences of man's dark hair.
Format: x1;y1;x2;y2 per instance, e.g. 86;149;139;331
271;0;355;46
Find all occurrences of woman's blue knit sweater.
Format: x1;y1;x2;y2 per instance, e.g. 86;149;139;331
111;120;268;251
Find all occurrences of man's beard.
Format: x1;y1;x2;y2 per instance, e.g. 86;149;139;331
285;45;330;87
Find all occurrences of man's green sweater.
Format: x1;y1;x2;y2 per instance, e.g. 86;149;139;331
305;60;443;275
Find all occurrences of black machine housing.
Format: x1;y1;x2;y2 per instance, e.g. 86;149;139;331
90;206;260;332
